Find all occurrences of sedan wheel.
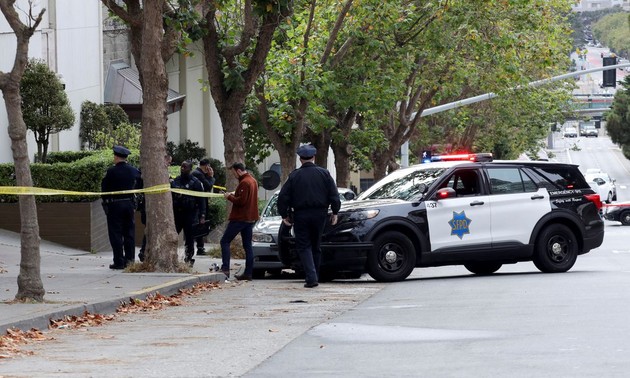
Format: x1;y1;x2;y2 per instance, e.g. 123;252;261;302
621;210;630;226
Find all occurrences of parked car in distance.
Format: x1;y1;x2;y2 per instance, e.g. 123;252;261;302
584;168;616;203
251;187;356;278
564;127;578;138
580;124;598;137
603;202;630;225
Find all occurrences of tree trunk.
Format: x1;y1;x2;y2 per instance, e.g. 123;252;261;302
5;88;45;301
139;0;179;271
332;140;351;188
0;0;46;302
372;157;389;182
41;136;49;163
220;108;246;191
202;3;293;190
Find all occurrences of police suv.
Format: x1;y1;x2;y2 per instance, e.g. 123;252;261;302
278;154;605;282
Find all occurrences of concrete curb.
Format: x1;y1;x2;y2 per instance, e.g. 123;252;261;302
1;272;224;333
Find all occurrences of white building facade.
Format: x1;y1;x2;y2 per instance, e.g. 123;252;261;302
0;0;103;163
572;0;630;11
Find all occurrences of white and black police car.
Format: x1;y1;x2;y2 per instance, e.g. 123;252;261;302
278;153;605;282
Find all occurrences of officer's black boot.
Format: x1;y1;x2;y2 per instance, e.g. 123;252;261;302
184;248;195;267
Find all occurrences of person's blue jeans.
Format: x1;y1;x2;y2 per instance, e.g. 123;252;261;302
220;221;254;276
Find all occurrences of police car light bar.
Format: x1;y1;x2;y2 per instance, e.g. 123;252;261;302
431;153;493;162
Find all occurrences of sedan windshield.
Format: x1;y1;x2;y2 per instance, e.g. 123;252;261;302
358;167;447;201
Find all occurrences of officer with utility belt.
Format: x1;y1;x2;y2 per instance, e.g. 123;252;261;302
277;144;340;288
101;145;141;269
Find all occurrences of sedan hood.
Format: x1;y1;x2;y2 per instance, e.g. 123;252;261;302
253;216;282;234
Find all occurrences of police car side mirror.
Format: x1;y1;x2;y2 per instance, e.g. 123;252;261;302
343;191;356;201
417;183;428;194
435;187;456;200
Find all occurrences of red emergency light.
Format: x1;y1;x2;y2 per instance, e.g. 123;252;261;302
431;153;493;162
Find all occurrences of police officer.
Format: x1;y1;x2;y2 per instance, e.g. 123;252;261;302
277;144;340;288
171;160;206;266
101;145;141;270
191;158;215;256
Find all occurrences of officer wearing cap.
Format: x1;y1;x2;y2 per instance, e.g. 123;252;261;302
277;144;341;288
101;145;141;269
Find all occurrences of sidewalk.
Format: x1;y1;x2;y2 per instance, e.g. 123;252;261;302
0;229;230;333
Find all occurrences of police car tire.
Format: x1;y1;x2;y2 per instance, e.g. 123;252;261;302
464;262;502;275
252;269;266;279
620;211;630;226
367;231;416;282
533;224;578;273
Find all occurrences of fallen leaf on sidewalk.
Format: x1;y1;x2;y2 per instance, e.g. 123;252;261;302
1;281;222;358
0;328;48;358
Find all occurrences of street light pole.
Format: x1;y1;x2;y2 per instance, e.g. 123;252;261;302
414;63;630;118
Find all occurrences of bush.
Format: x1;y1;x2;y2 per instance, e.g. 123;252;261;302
46;150;99;164
206;197;227;232
167;140;207;165
0;149;140;203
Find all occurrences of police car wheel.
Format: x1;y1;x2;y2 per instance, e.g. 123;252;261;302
252;269;266;279
464;262;502;275
533;224;578;273
367;231;416;282
620;211;630;226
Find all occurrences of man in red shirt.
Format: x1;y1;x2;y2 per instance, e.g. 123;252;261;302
220;162;259;280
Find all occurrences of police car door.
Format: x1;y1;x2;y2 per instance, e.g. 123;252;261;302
425;168;492;252
485;167;551;245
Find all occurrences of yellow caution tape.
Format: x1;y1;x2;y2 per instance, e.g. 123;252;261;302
0;184;228;198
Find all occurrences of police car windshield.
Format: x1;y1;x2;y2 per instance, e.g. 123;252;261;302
358;167;448;201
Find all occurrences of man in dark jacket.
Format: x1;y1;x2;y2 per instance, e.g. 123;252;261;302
191;158;215;256
101;145;141;269
171;161;206;266
277;144;340;288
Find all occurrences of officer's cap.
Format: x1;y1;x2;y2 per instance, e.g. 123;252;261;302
113;145;131;158
297;144;316;159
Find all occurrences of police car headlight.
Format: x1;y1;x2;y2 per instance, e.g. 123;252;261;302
346;209;380;221
252;233;274;243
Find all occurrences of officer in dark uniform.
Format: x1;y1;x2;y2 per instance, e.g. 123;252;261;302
171;160;206;266
101;145;141;269
191;158;215;256
277;144;341;288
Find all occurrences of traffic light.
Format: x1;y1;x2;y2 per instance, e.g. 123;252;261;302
603;57;617;88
